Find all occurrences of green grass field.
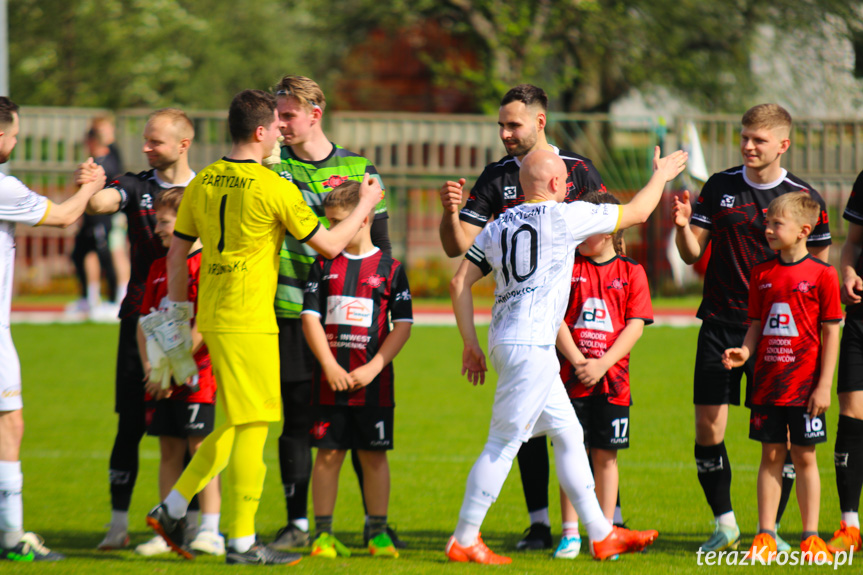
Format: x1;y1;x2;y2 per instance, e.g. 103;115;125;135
8;322;852;573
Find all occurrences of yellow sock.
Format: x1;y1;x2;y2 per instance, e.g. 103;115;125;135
226;421;269;540
175;422;235;501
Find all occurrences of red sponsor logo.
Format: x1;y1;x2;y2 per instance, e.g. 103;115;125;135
324;175;349;189
310;421;330;440
363;274;385;288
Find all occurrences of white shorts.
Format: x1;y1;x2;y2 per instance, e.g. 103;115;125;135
0;327;22;411
488;343;578;443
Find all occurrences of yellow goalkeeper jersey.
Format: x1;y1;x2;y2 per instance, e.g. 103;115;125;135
175;157;320;333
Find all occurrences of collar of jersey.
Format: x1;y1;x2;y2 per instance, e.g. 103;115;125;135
152;169;196;188
221;156;257;164
514;144;559;167
741;167;788;190
285;142;338;165
341;246;380;260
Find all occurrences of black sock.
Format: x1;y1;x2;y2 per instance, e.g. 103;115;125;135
835;415;863;512
518;437;550;516
368;515;387;539
695;441;733;517
314;516;333;539
284;480;310;524
109;409;147;511
776;452;795;524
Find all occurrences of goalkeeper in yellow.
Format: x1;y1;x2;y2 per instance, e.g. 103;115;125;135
145;89;384;565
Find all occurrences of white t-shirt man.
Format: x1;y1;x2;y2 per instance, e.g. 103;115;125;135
0;174;50;410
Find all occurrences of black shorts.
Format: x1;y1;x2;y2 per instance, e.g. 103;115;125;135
147;400;215;438
310;405;394;451
278;317;317;384
115;314;145;413
693;321;753;406
838;315;863;394
570;395;630;450
749;405;827;446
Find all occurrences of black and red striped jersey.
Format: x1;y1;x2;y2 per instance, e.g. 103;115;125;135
843;171;863;317
748;255;842;406
302;248;413;407
106;169;194;318
691;167;831;327
459;146;605;228
560;254;653;405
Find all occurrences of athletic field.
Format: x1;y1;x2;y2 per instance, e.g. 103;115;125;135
12;321;850;573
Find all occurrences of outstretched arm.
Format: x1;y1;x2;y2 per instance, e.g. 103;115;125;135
450;259;487;385
617;146;688;230
40;160;106;227
305;173;383;259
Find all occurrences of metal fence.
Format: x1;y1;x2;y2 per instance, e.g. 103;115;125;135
8;107;862;297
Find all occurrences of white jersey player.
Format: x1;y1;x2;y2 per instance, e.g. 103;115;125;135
0;97;106;562
446;147;687;564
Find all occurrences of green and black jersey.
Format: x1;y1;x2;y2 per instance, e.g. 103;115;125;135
270;142;388;318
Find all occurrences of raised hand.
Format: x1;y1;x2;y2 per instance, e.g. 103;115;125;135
440;178;466;214
672;190;693;228
653;146;688;183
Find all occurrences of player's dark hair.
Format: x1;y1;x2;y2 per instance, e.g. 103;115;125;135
500;84;548;112
228;90;276;143
580;190;625;255
0;97;19;128
323;180;360;211
154;187;185;213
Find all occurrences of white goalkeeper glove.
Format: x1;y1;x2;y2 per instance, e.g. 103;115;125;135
140;307;199;386
140;312;172;390
262;135;284;168
161;299;194;353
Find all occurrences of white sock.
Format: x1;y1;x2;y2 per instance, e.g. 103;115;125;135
291;518;309;532
562;521;580;538
110;510;129;530
229;534;256;553
550;425;612;543
164;490;189;520
200;513;220;534
455;436;521;546
0;461;23;549
529;508;550;527
115;285;127;304
716;511;737;528
87;283;101;307
842;512;860;529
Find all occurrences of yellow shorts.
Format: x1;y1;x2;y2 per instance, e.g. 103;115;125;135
203;332;281;425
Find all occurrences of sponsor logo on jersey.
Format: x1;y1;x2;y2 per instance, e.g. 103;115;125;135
279;171;294;182
762;302;799;337
794;281;812;294
720;194;735;208
574;297;614;333
759;282;772;290
503;186;517;200
305;282;318;294
311;421;330;440
1;386;21;399
324;175;349;189
362;274;386;288
573;276;587;283
326;296;373;327
322;273;339;281
141;193;153;210
607;277;628;290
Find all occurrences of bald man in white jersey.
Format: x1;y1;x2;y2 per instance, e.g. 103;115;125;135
445;147;687;564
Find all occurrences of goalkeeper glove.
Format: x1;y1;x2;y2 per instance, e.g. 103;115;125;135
141;308;199;385
140;312;172;390
161;299;194;353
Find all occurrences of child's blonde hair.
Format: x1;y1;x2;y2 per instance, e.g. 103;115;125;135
766;191;820;231
580;190;624;255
